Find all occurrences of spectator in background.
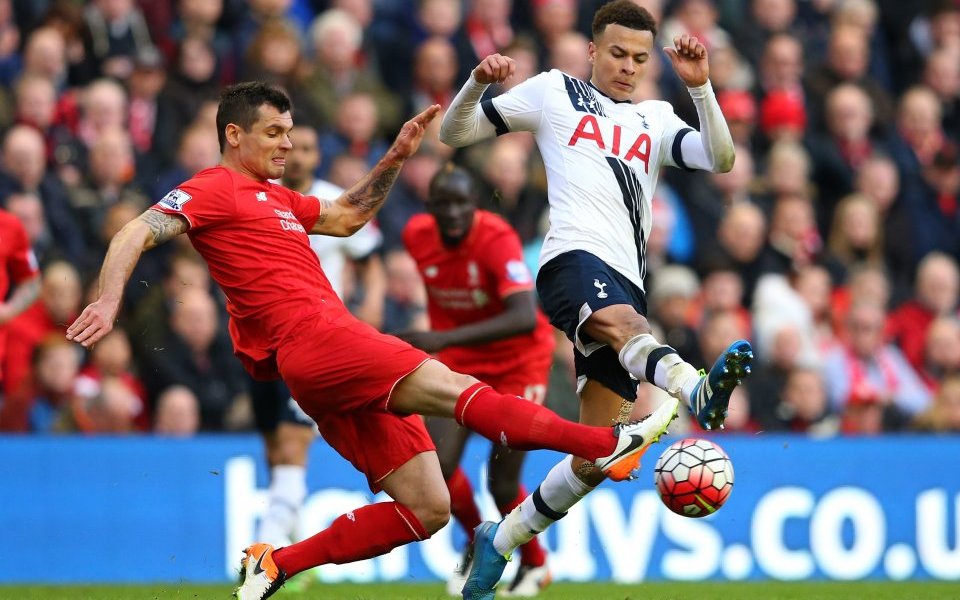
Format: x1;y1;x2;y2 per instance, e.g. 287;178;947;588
4;260;82;400
12;74;77;172
153;384;201;436
913;373;960;433
153;124;222;200
127;247;211;364
734;0;799;70
887;252;960;374
759;89;806;144
75;328;148;431
68;127;148;253
496;36;539;95
905;142;960;264
378;151;442;251
762;192;821;275
530;0;577;67
126;48;167;182
748;323;806;425
167;0;234;82
546;31;588;82
756;32;805;99
853;154;914;297
242;20;318;128
65;375;140;434
79;0;155;82
709;201;768;301
822;300;930;418
461;0;515;74
807;83;881;230
139;288;249;431
21;26;69;91
824;193;886;281
317;93;389;179
5;192;55;265
381;249;428;335
477;136;548;246
921;46;960;136
919;316;960;392
407;37;460;114
0;125;87;263
153;35;219;167
793;264;838;351
647;264;701;364
804;23;894;133
302;9;401;135
0;334;81;432
717;90;758;148
889;86;946;183
767;366;838;436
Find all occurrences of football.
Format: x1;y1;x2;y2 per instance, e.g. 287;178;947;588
654;438;734;517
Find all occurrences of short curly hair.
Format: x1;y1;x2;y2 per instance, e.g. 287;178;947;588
592;0;658;39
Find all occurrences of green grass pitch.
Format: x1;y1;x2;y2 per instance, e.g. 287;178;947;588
1;582;959;600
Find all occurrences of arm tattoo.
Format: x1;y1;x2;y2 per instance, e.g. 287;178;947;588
345;164;401;217
140;210;189;246
316;198;334;226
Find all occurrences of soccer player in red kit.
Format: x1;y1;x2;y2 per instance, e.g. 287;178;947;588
402;165;553;596
65;82;678;600
0;207;40;428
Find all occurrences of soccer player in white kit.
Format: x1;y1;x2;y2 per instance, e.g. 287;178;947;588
439;2;754;597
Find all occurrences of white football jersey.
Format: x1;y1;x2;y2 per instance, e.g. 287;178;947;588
307;179;382;299
483;70;694;291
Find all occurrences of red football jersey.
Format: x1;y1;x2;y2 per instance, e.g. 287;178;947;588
403;210;554;378
152;166;344;378
0;209;39;380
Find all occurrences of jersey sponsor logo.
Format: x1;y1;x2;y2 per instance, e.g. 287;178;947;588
256;191;268;202
506;260;531;284
159;188;192;211
594;279;609;299
274;208;306;233
568;115;651;173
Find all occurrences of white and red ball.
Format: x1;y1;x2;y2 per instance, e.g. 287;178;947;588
654;438;734;518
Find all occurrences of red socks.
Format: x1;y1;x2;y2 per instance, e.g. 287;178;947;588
272;502;427;577
447;466;483;542
455;383;617;460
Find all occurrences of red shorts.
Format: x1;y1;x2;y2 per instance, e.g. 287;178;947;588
452;351;553;405
276;312;436;492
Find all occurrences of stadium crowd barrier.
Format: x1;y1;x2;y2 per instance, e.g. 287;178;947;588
2;434;957;584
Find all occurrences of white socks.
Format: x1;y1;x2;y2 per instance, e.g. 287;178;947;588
492;456;595;556
257;465;308;548
618;333;700;405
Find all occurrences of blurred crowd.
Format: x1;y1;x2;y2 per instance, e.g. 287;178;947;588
0;0;957;439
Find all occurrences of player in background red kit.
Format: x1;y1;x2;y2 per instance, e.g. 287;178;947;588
0;207;41;429
65;82;678;600
402;165;553;597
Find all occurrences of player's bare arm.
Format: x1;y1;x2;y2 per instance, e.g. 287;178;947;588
66;210;188;348
399;291;537;353
312;104;441;237
0;275;40;324
665;34;736;173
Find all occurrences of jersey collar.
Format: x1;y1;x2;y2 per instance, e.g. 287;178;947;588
588;80;633;104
